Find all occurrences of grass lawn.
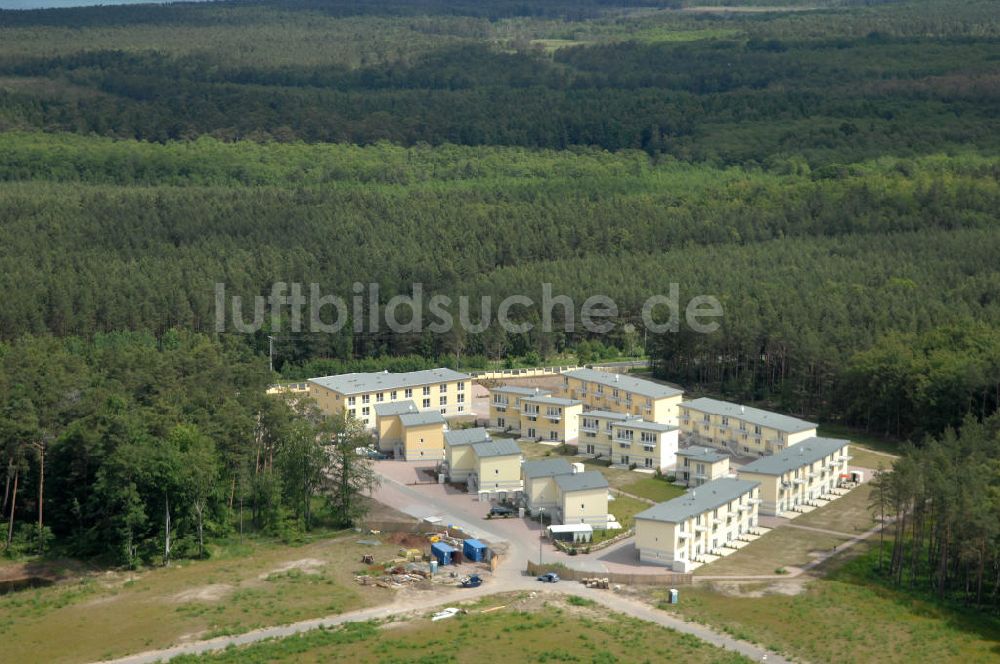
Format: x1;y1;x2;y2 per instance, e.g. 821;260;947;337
794;483;877;535
621;476;686;503
817;422;902;456
0;533;400;663
608;493;650;530
849;446;897;471
174;592;752;663
656;544;1000;663
695;527;849;576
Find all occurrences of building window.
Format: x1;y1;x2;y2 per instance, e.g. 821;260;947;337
362;407;370;416
423;386;431;396
644;458;653;468
440;408;447;414
348;408;355;418
439;396;447;406
457;394;465;403
423;398;431;408
347;396;356;406
390;391;397;400
439;384;447;394
458;382;465;391
377;392;384;402
362;394;370;404
458;406;464;413
405;388;413;398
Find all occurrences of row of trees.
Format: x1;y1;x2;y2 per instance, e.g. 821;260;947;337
869;414;1000;608
0;332;377;566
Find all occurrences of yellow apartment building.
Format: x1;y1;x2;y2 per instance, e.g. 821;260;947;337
521;458;575;516
561;368;683;425
518;394;583;444
488;385;551;433
577;410;632;459
442;427;493;483
555;471;610;529
737;437;851;517
373;400;419;452
679;398;817;457
635;477;761;572
468;438;523;497
308;368;471;429
397;410;446;461
609;419;678;471
675;446;731;487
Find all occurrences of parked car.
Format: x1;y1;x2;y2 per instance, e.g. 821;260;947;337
537;572;560;583
487;505;515;519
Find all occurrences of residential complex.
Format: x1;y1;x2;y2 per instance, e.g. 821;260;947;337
679;397;817;457
517;393;583;443
554;471;610;529
610;419;678;471
522;458;575;515
520;460;610;529
308;368;471;429
442;428;524;497
396;410;446;461
442;428;494;483
467;438;523;496
561;368;684;424
635;477;761;572
675;446;731;487
577;410;632;457
488;385;551;432
737;437;851;517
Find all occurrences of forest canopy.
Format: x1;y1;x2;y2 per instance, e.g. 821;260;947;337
0;0;998;565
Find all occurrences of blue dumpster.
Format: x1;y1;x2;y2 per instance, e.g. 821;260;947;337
463;539;487;563
431;542;457;566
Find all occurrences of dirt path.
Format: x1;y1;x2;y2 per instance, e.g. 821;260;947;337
100;466;794;664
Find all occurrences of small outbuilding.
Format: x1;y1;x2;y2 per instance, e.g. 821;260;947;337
431;541;458;565
462;538;488;562
547;523;593;543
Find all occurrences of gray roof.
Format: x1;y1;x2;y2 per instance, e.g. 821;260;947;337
373;400;419;417
471;438;522;459
676;446;729;464
521;394;582;407
737;437;850;476
564;368;683;399
309;368;470;395
612;419;677;433
492;385;551;396
578;410;633;421
444;428;492;447
681;398;817;433
635;478;759;524
398;411;446;427
555;471;609;493
522;458;574;480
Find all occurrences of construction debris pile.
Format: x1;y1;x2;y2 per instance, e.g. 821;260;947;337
580;577;610;589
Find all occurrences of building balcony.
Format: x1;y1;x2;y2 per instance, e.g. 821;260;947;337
614;436;635;444
642;446;656;453
581;424;598;432
545;414;562;422
677;530;692;539
694;524;710;533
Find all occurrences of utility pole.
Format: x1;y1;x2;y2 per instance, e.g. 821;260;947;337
538;508;545;565
268;335;275;373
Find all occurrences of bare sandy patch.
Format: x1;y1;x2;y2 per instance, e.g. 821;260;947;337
259;558;326;579
172;583;234;603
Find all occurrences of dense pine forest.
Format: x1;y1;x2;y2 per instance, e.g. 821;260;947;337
0;0;998;588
